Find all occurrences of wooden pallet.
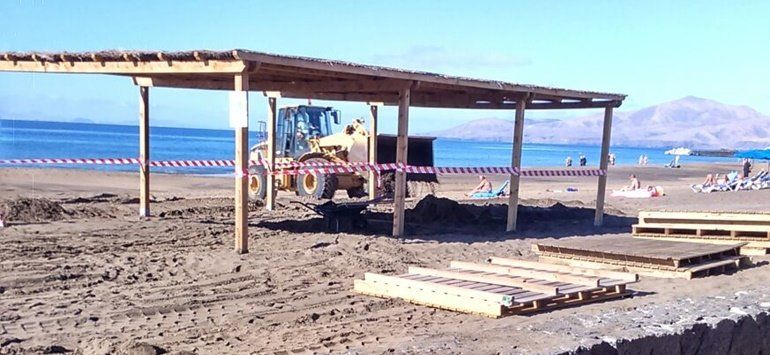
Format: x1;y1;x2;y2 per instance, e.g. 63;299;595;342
533;236;747;279
353;257;636;318
633;211;770;239
632;211;770;255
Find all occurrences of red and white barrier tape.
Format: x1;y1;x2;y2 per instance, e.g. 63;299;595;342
0;158;605;176
0;158;139;165
520;169;606;177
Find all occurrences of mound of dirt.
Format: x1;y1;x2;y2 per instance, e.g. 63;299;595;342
117;341;167;355
406;195;476;225
0;198;67;223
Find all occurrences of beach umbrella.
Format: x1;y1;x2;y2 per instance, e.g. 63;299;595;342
736;149;770;160
664;147;692;156
737;149;770;170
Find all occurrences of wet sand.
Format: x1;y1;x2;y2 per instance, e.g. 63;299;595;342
1;163;769;354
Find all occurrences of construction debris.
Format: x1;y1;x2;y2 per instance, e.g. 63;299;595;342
353;257;636;318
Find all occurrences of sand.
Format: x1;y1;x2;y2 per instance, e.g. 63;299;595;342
1;163;770;354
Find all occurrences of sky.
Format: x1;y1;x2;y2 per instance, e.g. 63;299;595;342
1;0;769;134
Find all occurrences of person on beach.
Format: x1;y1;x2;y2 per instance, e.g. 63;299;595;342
703;173;718;186
609;153;616;166
579;154;587;166
621;174;641;191
565;156;573;167
743;158;752;178
466;175;493;196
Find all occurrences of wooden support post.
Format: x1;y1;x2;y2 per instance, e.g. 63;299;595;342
138;86;150;217
392;88;410;237
594;106;614;226
506;97;528;232
368;104;379;200
266;96;277;211
234;73;250;254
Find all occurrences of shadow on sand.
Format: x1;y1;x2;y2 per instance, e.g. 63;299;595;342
255;195;636;243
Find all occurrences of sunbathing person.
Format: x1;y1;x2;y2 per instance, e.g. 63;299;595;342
620;174;641;191
466;175;493;196
692;173;718;192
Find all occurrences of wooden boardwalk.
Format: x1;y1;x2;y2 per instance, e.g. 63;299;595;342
534;236;746;279
632;211;770;255
353;258;636;318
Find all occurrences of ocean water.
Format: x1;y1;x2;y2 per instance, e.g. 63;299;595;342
0;119;735;175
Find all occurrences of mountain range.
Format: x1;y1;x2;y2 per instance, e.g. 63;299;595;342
423;96;770;149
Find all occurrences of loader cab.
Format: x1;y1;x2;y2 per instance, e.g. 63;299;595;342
276;105;341;158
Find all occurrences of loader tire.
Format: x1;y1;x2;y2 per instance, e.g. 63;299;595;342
248;165;267;200
297;158;338;199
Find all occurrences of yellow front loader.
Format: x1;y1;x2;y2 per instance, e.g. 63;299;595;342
247;105;370;200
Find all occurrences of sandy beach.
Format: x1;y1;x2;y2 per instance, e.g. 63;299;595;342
2;163;770;354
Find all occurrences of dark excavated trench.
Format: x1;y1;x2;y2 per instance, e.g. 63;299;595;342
564;312;770;355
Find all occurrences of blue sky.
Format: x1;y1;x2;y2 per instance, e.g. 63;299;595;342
1;1;769;133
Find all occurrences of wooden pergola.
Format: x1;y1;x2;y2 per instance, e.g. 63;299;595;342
0;49;626;253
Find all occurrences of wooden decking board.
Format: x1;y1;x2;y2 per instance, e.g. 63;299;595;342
354;258;637;317
535;236;744;265
488;257;639;282
640;211;770;223
538;253;747;279
634;211;770;251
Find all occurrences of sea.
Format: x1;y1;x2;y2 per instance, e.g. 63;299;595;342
0;119;735;175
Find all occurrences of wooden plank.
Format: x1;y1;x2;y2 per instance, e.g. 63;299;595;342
234;73;249;254
538;254;745;280
594;106;613;226
410;98;623;110
0;59;247;74
687;256;744;273
138;86;150;218
450;261;600;287
362;273;514;306
353;279;503;318
537;255;694;280
488;257;638;282
640;211;770;223
506;97;527;232
634;222;770;233
407;267;558;295
368;104;378;200
392;87;410;237
265;97;277;211
535;236;743;261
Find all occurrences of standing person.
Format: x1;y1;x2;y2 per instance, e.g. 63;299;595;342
565;156;573;167
579;153;587;166
742;158;752;178
642;155;649;165
609;153;616;166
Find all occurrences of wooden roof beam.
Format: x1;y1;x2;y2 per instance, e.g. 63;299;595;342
251;78;410;93
404;95;621;109
1;59;248;74
276;90;399;103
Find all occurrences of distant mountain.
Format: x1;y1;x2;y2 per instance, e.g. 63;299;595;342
70;117;96;124
424;96;770;149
